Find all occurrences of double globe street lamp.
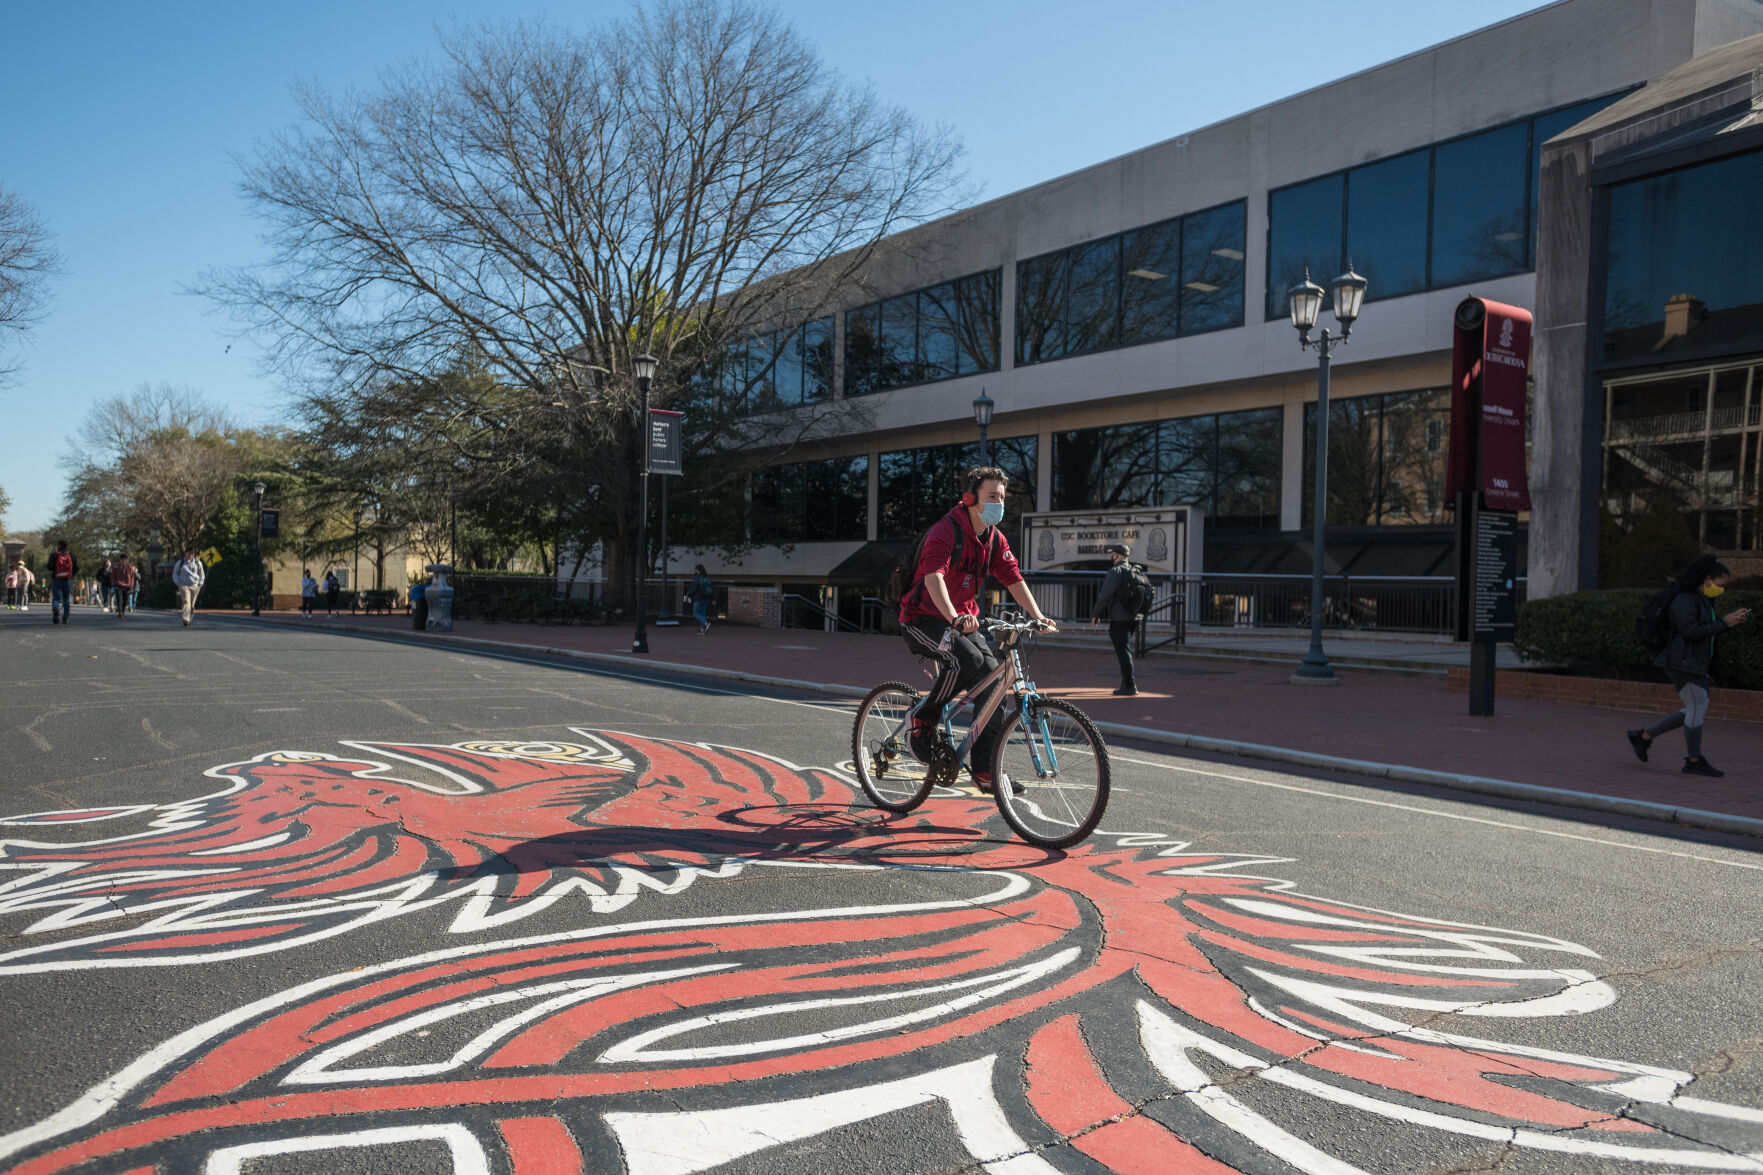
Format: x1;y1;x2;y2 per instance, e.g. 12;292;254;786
1288;265;1367;686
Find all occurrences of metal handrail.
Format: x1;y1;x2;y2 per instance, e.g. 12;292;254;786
781;592;873;635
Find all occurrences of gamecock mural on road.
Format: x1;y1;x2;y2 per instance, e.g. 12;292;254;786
0;731;1756;1173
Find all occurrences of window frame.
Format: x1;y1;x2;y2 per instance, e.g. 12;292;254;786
842;268;1003;396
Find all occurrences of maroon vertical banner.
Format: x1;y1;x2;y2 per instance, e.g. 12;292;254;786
1446;297;1532;510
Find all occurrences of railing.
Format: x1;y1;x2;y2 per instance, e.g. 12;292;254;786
1607;402;1763;442
781;593;880;634
1020;571;1526;637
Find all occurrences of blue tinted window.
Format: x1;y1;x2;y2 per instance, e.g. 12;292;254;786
1179;203;1246;334
746;330;780;412
719;339;747;414
1604;148;1763;362
845;304;881;396
955;271;1001;375
802;317;833;402
1267;174;1344;319
1016;253;1067;365
1346;150;1429;298
1065;237;1121;353
1119;219;1182;347
880;295;919;389
1156;416;1213;510
1213;407;1282;527
769;328;803;406
1431;122;1529;287
918;283;959;381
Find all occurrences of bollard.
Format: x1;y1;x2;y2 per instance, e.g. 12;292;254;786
425;564;455;632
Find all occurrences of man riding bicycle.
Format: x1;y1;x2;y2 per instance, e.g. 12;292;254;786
900;466;1057;793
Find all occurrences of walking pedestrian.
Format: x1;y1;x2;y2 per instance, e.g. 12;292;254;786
96;559;113;612
172;549;206;627
8;559;34;612
1090;542;1146;696
300;570;318;617
324;570;340;616
47;540;78;625
686;564;713;634
4;561;16;610
1627;554;1754;777
110;556;137;619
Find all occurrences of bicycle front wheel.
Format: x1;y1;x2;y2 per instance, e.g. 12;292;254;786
852;681;934;813
991;697;1110;848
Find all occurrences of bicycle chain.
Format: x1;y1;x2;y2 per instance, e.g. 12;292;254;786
924;737;962;787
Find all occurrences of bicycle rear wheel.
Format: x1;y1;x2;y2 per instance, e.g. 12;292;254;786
852;681;934;813
990;696;1110;848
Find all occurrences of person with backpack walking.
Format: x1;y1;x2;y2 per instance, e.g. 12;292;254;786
110;555;137;618
172;549;206;627
47;540;78;625
1627;554;1752;777
96;559;113;612
686;564;713;634
1090;542;1149;696
897;466;1057;795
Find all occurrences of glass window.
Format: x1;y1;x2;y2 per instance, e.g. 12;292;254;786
746;331;780;412
1052;423;1157;510
1213;407;1282;528
1376;389;1451;524
1119;219;1182;348
879;294;919;390
1016;252;1068;365
1179;202;1246;334
1155;416;1213;511
718;340;748;415
1345;150;1429;298
770;328;803;406
878;449;916;538
1064;237;1121;354
1430;121;1529;287
1303;397;1382;525
845;304;881;396
918;283;959;382
1267;173;1344;319
802;317;834;402
1603;148;1763;363
954;271;1001;375
838;455;869;541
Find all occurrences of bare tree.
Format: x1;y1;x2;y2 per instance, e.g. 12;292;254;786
202;0;964;588
0;185;62;384
59;385;247;555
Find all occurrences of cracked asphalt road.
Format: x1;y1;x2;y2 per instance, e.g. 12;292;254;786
1;608;1760;1175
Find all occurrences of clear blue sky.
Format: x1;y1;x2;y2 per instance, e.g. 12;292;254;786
0;0;1544;532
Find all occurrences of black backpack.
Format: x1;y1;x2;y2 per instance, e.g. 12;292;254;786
1635;586;1679;652
883;517;983;610
1119;563;1155;616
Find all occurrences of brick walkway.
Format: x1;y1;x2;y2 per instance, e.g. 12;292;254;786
230;610;1763;827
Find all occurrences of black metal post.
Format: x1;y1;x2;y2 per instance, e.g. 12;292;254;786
978;422;989;466
633;374;652;654
252;487;265;616
658;474;673;623
1292;330;1339;685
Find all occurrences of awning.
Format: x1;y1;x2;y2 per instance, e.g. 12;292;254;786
825;539;913;586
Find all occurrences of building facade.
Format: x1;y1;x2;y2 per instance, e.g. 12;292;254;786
661;0;1763;616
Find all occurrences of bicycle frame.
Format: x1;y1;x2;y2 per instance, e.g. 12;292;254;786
913;626;1056;779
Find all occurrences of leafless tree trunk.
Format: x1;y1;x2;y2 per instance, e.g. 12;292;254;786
201;0;964;592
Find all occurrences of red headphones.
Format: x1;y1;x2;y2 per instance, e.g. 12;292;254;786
959;471;983;507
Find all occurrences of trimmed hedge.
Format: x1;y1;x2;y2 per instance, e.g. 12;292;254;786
1515;589;1763;690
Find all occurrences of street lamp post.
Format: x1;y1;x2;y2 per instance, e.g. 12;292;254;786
1288;265;1368;686
631;353;658;655
972;389;994;465
251;481;267;616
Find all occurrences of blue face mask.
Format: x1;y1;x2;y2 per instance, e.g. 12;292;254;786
978;501;1005;528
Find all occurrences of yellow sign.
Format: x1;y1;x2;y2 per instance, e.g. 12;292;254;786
200;547;223;567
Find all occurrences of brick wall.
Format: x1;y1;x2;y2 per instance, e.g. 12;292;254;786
1446;668;1763;724
726;587;781;628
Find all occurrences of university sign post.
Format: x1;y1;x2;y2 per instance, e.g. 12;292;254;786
1448;296;1533;716
649;409;684;626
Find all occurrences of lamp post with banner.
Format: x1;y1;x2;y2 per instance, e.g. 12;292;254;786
631;355;659;654
650;409;685;626
1288;265;1367;686
251;482;268;616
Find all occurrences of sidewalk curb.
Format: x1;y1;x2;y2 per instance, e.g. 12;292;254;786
228;616;1763;841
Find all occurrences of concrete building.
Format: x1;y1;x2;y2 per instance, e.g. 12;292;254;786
662;0;1763;624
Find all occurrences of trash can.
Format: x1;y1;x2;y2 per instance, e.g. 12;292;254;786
410;583;428;630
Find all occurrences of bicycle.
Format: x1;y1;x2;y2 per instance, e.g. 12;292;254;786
850;615;1111;849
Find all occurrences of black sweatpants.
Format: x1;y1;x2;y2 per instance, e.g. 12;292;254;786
902;617;1009;772
1108;620;1137;690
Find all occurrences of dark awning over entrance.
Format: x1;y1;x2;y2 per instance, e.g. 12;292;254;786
825;539;912;586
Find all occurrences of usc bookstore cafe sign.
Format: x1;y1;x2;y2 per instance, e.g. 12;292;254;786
1446;296;1531;510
